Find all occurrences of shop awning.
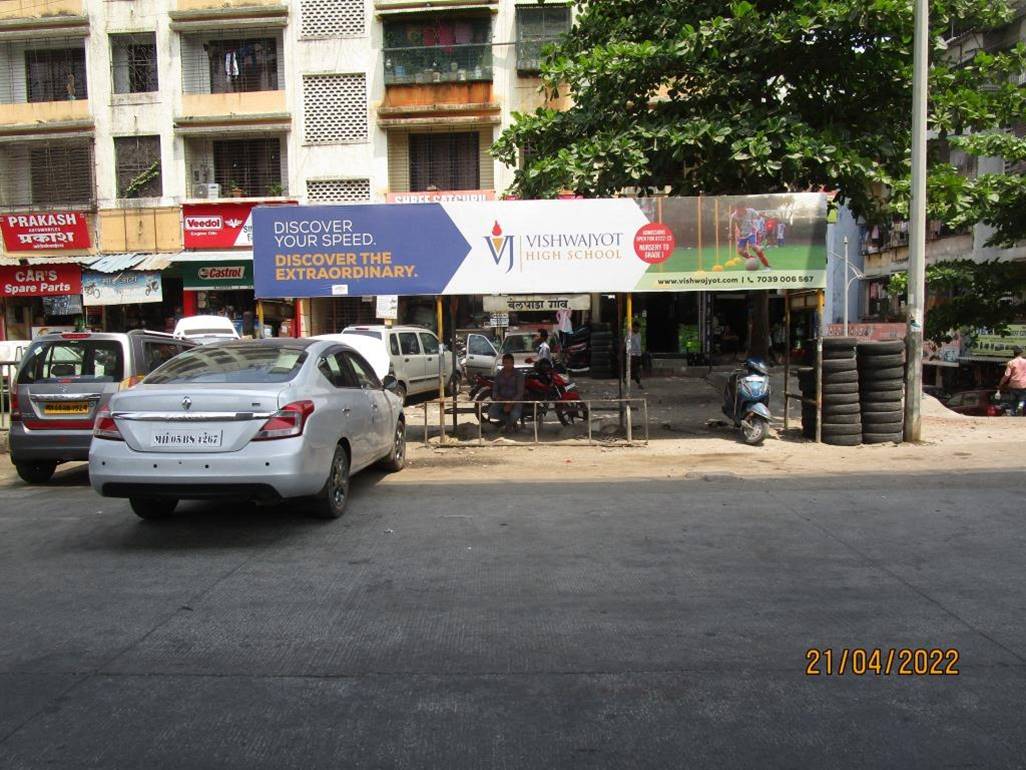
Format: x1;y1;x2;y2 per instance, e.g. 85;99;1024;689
0;255;101;267
84;251;252;273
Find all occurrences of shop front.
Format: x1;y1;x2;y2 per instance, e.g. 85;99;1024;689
0;263;85;341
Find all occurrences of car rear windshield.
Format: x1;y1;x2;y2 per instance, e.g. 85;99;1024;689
344;330;383;340
145;345;308;384
502;335;535;354
17;340;124;384
184;329;236;336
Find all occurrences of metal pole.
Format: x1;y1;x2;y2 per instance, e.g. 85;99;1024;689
843;236;850;336
625;293;633;440
905;0;928;442
815;290;824;443
783;291;791;430
436;296;445;443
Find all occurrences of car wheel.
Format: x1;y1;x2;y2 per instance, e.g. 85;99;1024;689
378;419;406;472
394;383;408;405
444;373;459;397
15;461;57;485
129;497;178;520
312;444;350;519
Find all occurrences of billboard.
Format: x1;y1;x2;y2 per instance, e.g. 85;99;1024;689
1;211;91;252
82;271;162;306
183;202;296;249
253;193;827;298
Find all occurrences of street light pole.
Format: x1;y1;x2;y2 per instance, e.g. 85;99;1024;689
843;235;850;337
905;0;928;442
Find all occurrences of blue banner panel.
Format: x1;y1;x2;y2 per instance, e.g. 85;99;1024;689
253;204;471;298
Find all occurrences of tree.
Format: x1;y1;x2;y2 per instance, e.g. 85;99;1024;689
888;261;1026;343
493;0;1026;353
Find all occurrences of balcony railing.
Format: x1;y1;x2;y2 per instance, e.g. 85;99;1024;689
384;44;492;86
516;40;557;74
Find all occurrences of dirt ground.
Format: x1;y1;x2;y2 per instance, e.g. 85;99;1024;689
400;371;1025;483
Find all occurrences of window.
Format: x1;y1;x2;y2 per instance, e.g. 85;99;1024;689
25;47;87;102
115;136;162;199
318;353;349;387
29;143;94;205
18;340;124;384
397;332;420;355
383;17;492;85
468;334;495;356
963;394;980;407
212;138;282;198
111;33;158;94
419;332;439;354
206;38;278;94
408;132;479;191
142;341;180;374
145;345;308;384
516;5;571;73
389;335;400;355
343;352;381;389
302;74;367;145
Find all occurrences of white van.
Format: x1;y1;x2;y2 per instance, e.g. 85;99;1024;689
172;315;240;345
316;325;456;403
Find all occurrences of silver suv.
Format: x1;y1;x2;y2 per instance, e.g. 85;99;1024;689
10;330;195;484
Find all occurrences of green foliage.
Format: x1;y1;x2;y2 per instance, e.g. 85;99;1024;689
123;161;160;199
495;0;1026;245
889;260;1026;342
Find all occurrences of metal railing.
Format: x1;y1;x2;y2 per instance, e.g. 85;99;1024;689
383;44;493;85
1;360;17;432
419;396;649;447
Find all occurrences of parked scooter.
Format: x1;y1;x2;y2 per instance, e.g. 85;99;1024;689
473;361;588;426
722;357;771;445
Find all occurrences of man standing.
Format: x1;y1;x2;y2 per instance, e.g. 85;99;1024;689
626;323;644;389
535;328;552;364
489;353;524;432
997;346;1026;415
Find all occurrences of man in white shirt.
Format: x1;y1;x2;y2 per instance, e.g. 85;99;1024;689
626;323;643;389
535;328;552;363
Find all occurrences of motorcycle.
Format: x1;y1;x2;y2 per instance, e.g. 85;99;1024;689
722;357;771;445
562;327;592;373
473;362;588;426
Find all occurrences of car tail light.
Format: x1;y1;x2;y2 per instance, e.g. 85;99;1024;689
61;332;91;339
10;389;20;422
119;375;145;390
986;405;1003;417
252;400;315;441
93;406;123;441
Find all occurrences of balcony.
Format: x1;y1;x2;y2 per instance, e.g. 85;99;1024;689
384;43;492;86
185;135;288;200
0;138;95;210
0;42;92;137
175;0;285;11
0;0;85;25
0;99;89;130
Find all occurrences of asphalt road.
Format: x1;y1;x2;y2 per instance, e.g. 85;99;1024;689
0;463;1024;769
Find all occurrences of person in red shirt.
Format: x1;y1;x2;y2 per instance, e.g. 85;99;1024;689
997;346;1026;415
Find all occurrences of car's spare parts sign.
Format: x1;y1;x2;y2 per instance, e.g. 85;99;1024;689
0;264;82;297
1;211;91;251
253;194;827;298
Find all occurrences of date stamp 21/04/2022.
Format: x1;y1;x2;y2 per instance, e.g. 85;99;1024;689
805;648;960;676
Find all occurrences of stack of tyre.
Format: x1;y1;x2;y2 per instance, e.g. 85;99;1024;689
588;323;615;379
857;340;905;444
798;337;862;445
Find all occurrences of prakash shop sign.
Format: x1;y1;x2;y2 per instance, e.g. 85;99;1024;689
0;264;82;297
82;271;162;306
182;262;253;290
183;202;296;249
1;212;91;252
253;193;828;298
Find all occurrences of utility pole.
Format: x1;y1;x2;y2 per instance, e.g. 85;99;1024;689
905;0;928;442
842;236;850;337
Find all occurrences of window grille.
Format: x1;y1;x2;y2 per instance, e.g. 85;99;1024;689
408;132;480;191
0;140;94;207
185;137;285;198
182;34;282;95
25;46;87;102
302;73;367;145
383;17;492;85
111;33;158;94
115;136;162;199
516;5;570;73
307;178;370;203
300;0;364;39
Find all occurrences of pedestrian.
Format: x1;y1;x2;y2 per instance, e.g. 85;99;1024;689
535;328;552;364
489;353;524;432
626;323;643;389
997;345;1026;415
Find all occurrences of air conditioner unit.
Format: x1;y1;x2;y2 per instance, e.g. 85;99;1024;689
193;182;221;199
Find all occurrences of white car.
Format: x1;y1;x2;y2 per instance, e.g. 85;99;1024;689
173;315;240;345
316;325;456;403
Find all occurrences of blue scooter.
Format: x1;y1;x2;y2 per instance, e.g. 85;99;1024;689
722;358;772;445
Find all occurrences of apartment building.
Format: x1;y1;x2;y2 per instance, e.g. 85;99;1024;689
0;0;570;340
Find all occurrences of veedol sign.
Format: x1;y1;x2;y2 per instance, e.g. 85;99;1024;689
253;194;828;298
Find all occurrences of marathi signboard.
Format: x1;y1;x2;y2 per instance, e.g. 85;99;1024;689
0;264;82;297
1;212;91;252
375;294;398;320
82;271;162;306
967;325;1026;360
183;202;296;249
386;190;496;204
252;194;828;298
182;261;253;290
483;294;592;312
825;323;906;341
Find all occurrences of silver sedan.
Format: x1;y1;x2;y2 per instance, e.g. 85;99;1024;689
88;338;406;520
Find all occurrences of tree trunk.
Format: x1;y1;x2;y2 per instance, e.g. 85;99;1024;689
748;291;770;359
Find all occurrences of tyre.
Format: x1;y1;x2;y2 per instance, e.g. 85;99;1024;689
863;431;903;444
857;352;905;368
821;369;859;384
591;331;612;342
822;392;861;406
15;461;57;485
394;382;408;405
859;366;905;381
311;444;350;519
129;497;178;520
741;415;768;445
823;433;862;446
857;340;905;355
861;400;903;413
861;410;903;425
822;401;861;416
822;382;859;395
444;373;459;397
823;348;857;360
860;383;904;397
377;419;406;472
823;336;858;350
590;322;611;332
821;422;862;436
822;358;858;373
814;411;860;425
862;419;903;434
